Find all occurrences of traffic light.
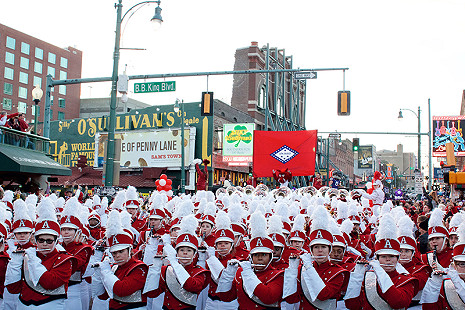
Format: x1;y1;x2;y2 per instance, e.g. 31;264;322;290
201;92;214;116
352;138;359;151
338;90;351;116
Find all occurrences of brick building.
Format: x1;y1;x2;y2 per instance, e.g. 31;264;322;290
0;23;82;129
231;41;306;130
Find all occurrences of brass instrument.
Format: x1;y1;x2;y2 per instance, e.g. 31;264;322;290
244;185;254;196
226;186;236;196
215;187;227;197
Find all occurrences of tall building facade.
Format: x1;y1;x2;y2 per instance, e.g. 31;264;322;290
0;23;82;130
231;41;306;130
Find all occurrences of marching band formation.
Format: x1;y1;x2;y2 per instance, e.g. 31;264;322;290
0;173;464;310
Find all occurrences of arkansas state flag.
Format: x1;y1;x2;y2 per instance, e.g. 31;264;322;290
253;130;318;177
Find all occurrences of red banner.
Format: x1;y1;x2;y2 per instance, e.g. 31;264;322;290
253;130;318;177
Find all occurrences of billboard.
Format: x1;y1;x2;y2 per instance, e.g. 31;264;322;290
358;146;373;169
433;116;465;157
94;128;195;168
223;123;254;156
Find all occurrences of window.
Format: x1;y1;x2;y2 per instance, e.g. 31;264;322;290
258;85;266;109
58;111;65;120
6;36;15;50
58;98;65;108
60;70;67;80
21;42;30;55
48;52;56;64
35;47;43;60
50;95;54;105
5;52;14;65
19;72;28;84
18;102;27;114
4;67;14;80
20;57;29;69
47;66;55;78
18;86;27;99
60;57;68;68
2;98;12;110
33;76;42;88
4;83;13;95
59;85;66;95
34;62;42;74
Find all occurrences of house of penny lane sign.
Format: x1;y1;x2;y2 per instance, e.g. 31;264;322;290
134;81;176;93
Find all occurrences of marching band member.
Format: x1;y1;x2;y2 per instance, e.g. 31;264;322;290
4;199;35;310
0;205;11;308
60;197;93;310
144;214;210;309
216;211;284;309
94;210;148;310
268;214;299;270
421;208;453;271
284;205;349;310
421;221;465;309
5;197;76;310
397;215;430;307
289;214;309;253
199;202;217;247
204;210;239;309
344;213;419;309
227;203;249;261
88;210;106;243
124;186;147;233
360;171;385;208
447;211;464;248
328;219;357;272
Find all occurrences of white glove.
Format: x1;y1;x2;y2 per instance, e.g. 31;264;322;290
240;261;262;298
206;255;225;283
216;259;239;293
288;256;300;269
448;268;465;301
420;273;444;304
206;246;216;259
100;259;118;299
300;253;313;268
170;259;191;287
161;234;171;245
344;263;367;300
4;252;24;285
301;259;325;301
91;268;106;298
370;260;394;293
25;248;47;286
143;257;163;294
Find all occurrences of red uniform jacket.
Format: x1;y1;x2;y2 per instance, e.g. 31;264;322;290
147;262;210;310
0;251;9;298
7;249;75;306
217;266;284;309
286;260;349;308
89;226;106;242
206;252;237;301
232;244;249;261
203;233;216;248
137;226;167;249
62;241;93;284
99;257;148;310
196;163;208;191
344;269;419;310
422;278;462;310
421;247;453;270
401;256;431;291
131;216;147;233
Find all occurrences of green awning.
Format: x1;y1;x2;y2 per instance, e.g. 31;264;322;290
0;144;71;176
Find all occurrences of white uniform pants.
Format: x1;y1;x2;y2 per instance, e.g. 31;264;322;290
2;290;18;310
205;297;239;310
17;298;65;310
64;284;82;310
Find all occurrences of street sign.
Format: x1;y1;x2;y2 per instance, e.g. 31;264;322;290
134;81;176;93
294;71;317;79
414;170;423;195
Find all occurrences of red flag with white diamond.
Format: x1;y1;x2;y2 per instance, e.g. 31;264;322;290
253;130;318;177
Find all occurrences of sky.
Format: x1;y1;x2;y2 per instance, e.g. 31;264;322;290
2;0;464;172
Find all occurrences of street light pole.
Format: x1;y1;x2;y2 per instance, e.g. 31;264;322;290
428;98;432;190
174;99;185;193
104;0;163;186
398;107;421;172
31;85;43;135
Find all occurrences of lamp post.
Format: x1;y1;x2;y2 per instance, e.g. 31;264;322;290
104;0;163;186
398;106;421;172
174;99;185;193
31;85;43;135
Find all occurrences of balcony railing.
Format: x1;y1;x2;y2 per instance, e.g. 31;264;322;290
0;126;50;152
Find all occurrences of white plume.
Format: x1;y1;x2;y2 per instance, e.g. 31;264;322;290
450;211;464;228
106;210;124;238
267;214;283;235
36;197;57;222
397;215;414;238
179;214;199;235
310;205;330;231
250;211;267;239
13;199;31;222
215;210;231;230
291;214;306;232
203;202;217;217
457;221;465;244
228;203;244;224
337;201;348;220
429;208;445;229
62;197;82;218
340;218;354;235
24;194;38;208
376;213;397;241
125;185;139;201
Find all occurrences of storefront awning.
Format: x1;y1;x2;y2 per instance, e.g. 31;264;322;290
0;144;71;176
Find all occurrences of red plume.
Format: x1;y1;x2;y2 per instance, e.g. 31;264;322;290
373;171;382;180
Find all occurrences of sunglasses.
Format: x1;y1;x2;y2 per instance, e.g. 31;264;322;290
36;238;55;244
